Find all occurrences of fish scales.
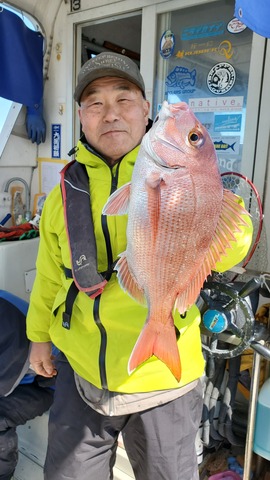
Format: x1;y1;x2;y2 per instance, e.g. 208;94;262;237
103;100;248;381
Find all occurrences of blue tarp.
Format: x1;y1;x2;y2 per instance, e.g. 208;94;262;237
235;0;270;39
0;8;44;108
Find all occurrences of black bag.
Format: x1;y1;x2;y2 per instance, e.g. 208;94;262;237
0;290;30;397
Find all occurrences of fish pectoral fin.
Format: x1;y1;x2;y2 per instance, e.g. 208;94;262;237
145;174;162;243
102;182;131;216
128;322;181;382
115;253;146;305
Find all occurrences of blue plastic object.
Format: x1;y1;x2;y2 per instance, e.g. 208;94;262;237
203;309;228;333
253;377;270;460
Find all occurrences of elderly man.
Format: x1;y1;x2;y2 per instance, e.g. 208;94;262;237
27;52;252;480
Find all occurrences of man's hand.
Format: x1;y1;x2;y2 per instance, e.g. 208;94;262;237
30;341;57;378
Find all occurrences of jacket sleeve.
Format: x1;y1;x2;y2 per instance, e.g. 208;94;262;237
214;195;254;273
26;185;66;342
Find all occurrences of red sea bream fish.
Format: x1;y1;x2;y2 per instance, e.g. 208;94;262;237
103;101;248;381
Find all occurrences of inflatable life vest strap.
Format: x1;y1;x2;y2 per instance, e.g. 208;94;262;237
60;160;107;296
62;262;117;330
60;161;110;329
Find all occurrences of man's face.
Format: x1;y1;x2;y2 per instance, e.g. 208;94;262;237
78;77;150;166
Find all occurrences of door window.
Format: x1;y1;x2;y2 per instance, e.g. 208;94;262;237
153;0;253;175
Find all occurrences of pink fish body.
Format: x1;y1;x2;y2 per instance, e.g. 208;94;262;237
103;101;248;381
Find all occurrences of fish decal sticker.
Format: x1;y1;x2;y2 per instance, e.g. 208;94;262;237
165;66;196;89
214;140;236;151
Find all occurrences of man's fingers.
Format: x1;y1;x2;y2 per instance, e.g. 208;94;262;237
31;360;57;377
29;341;57;377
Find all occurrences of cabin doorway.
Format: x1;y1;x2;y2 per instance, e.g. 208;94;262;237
80;12;141;66
73;11;142;140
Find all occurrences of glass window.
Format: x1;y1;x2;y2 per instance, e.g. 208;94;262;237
153;0;253;174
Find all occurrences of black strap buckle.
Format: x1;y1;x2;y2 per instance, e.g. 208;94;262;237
62;281;79;329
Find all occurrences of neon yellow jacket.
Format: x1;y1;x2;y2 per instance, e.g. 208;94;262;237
26;140;253;393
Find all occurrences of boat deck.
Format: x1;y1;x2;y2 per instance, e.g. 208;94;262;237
13;408;270;479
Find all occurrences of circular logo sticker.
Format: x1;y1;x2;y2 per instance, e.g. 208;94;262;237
227;17;247;34
207;62;236;95
160;29;175;59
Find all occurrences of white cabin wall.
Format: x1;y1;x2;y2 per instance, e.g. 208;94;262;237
40;0;71;157
30;0;72;197
0;0;70;216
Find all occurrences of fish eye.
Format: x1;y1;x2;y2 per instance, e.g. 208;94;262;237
188;129;204;147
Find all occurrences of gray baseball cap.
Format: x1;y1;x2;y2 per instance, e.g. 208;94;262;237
74;52;145;104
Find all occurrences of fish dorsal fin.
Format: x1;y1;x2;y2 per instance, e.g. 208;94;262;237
175;189;249;314
102;182;131;216
175;258;213;315
115;252;146;305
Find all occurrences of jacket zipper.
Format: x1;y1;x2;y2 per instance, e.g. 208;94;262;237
93;163;120;389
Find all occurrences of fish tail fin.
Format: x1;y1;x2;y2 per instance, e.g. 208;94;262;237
128;321;181;382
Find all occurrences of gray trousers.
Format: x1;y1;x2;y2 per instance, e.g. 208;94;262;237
44;354;203;480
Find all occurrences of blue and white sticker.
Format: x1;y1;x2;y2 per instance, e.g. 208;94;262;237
52;124;61;158
160;30;175;59
214;114;242;132
207;62;236;95
181;22;225;41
